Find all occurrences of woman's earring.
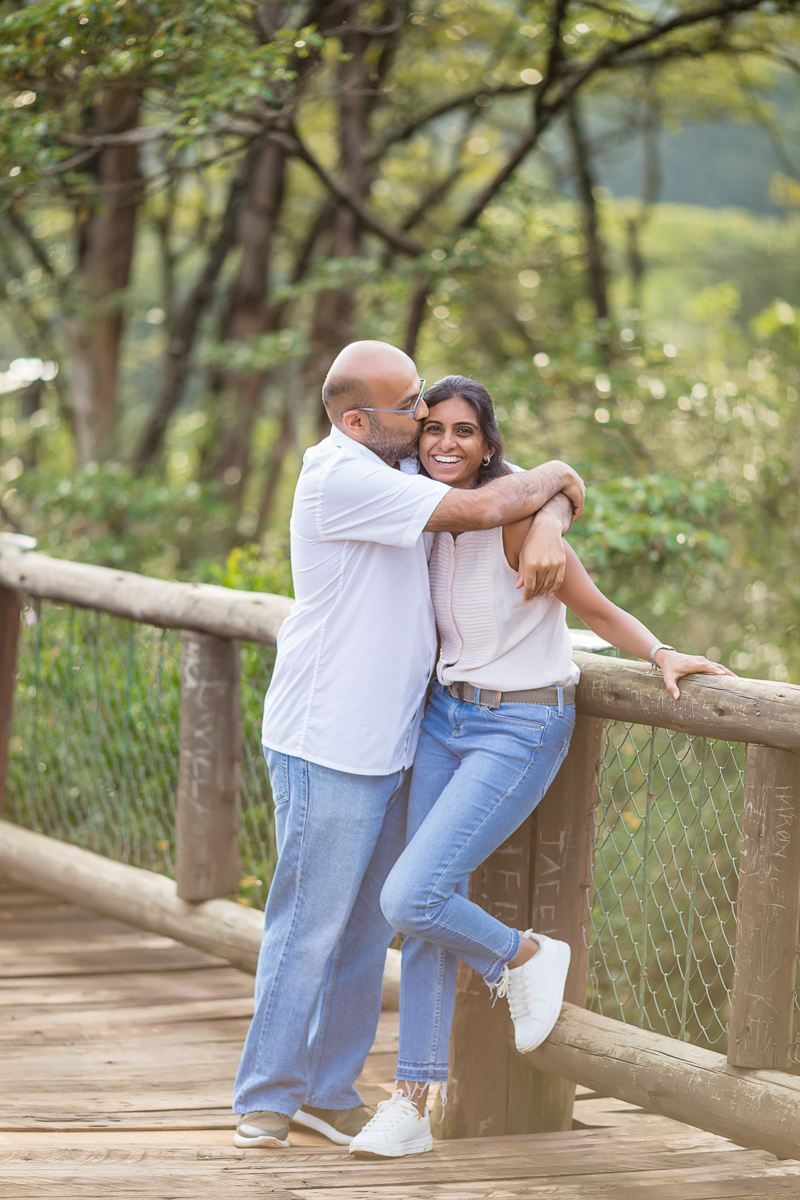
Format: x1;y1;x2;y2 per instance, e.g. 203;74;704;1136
482;456;492;466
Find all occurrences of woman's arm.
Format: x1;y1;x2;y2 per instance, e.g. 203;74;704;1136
503;491;575;601
556;543;735;699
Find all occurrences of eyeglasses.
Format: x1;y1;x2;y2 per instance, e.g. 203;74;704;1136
350;379;426;419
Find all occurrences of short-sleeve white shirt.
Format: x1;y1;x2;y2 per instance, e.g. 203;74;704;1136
261;426;450;776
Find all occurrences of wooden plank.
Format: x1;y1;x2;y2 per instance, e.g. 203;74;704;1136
0;966;253;1008
574;651;800;752
176;631;241;901
441;814;541;1139
0;546;292;645
525;1001;800;1162
525;713;605;1133
0;583;21;816
728;745;800;1069
0;821;402;1005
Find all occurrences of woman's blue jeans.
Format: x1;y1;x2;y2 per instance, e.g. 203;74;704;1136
380;681;575;1084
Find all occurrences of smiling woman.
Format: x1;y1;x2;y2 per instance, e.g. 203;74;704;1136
417;376;512;487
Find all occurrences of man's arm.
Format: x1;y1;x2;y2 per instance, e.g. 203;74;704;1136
423;461;585;533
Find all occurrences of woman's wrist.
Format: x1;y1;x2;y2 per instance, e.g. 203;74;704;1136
650;643;676;669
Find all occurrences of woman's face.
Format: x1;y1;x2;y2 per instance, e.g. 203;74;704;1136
418;396;493;489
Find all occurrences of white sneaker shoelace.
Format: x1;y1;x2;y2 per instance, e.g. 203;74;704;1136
360;1091;419;1134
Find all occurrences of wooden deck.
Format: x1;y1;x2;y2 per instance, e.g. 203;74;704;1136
2;877;800;1199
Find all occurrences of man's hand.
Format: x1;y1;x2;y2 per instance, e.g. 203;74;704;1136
554;462;585;520
654;649;736;700
517;511;568;601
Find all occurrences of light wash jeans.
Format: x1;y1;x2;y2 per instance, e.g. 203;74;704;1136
380;681;575;1084
233;750;409;1117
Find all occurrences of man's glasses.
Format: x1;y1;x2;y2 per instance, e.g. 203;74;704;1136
350;380;426;419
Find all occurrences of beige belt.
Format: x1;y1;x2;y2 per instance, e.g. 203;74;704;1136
444;681;576;710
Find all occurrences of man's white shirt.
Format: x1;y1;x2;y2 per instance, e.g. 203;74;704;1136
261;425;450;776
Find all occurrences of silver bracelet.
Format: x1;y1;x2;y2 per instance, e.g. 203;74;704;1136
650;643;675;669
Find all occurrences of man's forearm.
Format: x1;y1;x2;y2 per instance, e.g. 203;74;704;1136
425;461;583;533
532;491;574;535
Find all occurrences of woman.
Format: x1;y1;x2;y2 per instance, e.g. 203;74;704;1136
348;376;733;1158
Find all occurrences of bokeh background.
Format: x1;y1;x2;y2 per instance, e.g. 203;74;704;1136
1;0;799;679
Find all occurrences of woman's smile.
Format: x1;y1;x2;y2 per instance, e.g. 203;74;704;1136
419;396;492;489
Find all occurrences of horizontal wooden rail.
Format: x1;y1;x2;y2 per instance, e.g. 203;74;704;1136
0;819;400;1008
0;547;293;645
573;651;800;752
526;1002;800;1162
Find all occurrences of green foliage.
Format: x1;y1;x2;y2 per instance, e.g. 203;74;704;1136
209;541;293;598
11;459;235;576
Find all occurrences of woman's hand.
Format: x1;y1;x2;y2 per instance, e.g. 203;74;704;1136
515;513;567;600
654;648;736;700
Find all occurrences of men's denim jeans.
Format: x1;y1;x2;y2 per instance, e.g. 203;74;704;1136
233;751;409;1117
380;681;575;1084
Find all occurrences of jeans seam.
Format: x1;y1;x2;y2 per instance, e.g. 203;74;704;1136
250;755;311;1104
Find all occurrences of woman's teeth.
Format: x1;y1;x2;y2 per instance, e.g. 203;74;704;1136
434;455;461;464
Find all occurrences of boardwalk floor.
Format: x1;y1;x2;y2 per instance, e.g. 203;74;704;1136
2;876;800;1199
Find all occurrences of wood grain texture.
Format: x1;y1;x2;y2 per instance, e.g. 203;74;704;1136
2;879;798;1198
524;713;606;1132
526;1001;800;1161
728;745;800;1069
0;547;292;644
574;651;800;751
0;821;401;1004
440;814;541;1139
0;583;21;816
177;631;241;901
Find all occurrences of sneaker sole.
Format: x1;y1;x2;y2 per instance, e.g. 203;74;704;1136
515;942;572;1054
233;1131;290;1149
290;1110;353;1145
349;1135;433;1158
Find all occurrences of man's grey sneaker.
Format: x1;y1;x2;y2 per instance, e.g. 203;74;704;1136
291;1103;373;1145
498;930;571;1053
348;1091;433;1158
233;1110;290;1148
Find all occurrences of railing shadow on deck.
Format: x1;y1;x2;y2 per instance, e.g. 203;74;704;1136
1;544;799;1161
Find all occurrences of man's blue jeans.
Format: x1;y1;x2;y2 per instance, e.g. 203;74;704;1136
233;751;409;1117
380;681;575;1084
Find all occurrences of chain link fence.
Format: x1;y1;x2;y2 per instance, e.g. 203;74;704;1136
5;598;799;1059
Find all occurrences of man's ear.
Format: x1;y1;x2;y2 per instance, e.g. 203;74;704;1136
342;409;369;440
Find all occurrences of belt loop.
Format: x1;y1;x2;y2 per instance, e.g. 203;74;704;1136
556;686;564;716
474;686;481;706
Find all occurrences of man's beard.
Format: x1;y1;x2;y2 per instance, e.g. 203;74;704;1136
363;415;419;463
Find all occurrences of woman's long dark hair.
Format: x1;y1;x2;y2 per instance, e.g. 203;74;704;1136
418;375;512;487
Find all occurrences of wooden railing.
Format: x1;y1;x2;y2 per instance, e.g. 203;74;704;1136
1;545;799;1160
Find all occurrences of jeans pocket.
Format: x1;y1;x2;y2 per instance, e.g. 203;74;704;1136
264;749;290;811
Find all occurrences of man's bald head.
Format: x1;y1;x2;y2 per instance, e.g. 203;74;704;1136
322;341;418;424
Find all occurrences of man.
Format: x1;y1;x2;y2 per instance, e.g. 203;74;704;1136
232;340;584;1148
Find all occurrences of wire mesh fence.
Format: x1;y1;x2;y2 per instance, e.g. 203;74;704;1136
5;598;798;1059
6;599;277;909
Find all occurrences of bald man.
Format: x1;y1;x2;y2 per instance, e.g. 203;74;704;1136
232;341;584;1149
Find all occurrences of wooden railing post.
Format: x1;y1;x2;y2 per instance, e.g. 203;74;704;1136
440;712;605;1138
439;813;536;1139
176;630;241;902
0;584;22;817
526;713;606;1128
728;744;800;1069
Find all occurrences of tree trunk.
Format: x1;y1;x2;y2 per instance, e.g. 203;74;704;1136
67;88;141;465
566;95;610;324
133;155;254;469
203;141;287;510
304;7;369;437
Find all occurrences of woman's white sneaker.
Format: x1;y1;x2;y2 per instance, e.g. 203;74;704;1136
499;931;571;1053
348;1091;433;1157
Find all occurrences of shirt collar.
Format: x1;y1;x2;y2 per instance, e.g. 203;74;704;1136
327;423;418;472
